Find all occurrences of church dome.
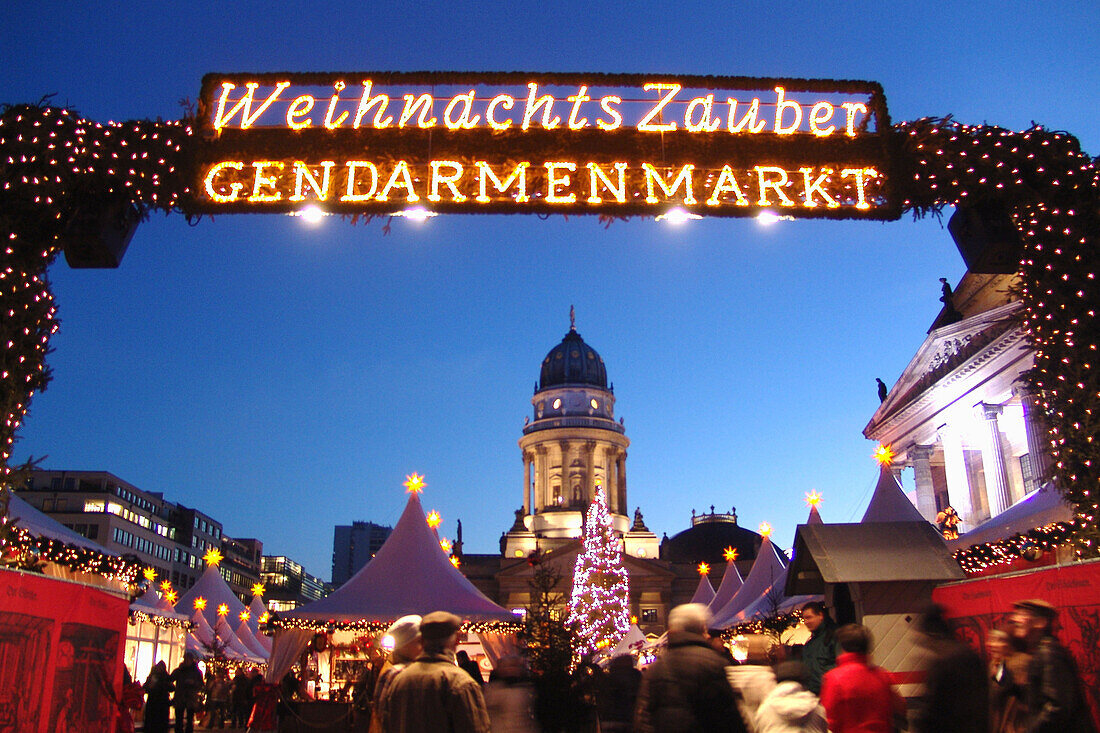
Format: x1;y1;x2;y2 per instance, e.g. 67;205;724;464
539;327;608;390
662;508;762;566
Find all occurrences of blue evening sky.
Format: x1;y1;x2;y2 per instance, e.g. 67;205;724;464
4;2;1098;581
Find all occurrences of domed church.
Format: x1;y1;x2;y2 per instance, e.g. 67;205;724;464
502;311;659;559
457;312;762;633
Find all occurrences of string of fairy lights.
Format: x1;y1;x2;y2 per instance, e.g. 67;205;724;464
566;485;630;661
893;117;1099;568
0;102;1096;589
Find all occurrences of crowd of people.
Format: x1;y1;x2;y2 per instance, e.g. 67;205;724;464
116;596;1093;733
116;653;267;733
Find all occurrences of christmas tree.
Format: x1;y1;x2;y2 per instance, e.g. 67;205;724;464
567;485;630;662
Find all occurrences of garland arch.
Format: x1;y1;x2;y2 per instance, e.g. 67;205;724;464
1;104;1097;566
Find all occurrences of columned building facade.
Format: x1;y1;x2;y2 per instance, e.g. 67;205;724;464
865;273;1052;533
503;320;658;559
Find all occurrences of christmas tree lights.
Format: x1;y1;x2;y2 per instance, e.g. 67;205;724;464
566;486;629;663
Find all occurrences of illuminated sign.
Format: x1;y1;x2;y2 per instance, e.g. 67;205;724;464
189;72;898;220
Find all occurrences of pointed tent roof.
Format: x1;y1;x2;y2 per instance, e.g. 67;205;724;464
706;561;744;615
131;589;190;625
7;493;114;554
807;504;824;525
248;595;268;634
725;581;820;625
176;562;250;630
711;537;788;628
215;614;262;663
606;624;647;661
862;465;928;524
235;618;270;660
689;573;716;605
188;607;216;653
283;491;517;626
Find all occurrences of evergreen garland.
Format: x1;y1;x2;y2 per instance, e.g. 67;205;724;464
0;99;1096;567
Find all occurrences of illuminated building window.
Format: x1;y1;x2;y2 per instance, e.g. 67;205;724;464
641;608;658;623
553;398;562;409
590;399;599;409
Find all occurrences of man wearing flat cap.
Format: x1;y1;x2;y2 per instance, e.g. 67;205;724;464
1010;599;1095;733
381;611;490;733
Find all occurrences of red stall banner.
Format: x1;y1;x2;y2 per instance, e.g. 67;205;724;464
1;568;130;733
932;559;1100;729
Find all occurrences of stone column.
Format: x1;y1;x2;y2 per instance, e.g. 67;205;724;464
559;441;572;506
536;445;548;510
617;451;628;512
908;444;938;522
938;423;975;531
1014;383;1051;487
604;447;619;514
584;441;597;503
523;451;533;514
978;402;1013;516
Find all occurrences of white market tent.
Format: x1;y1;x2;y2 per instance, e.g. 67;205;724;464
127;588;190;682
711;536;788;628
689;573;716;605
7;493;110;553
281;491;519;627
706;560;744;615
862;465;929;524
722;501;827;625
236;617;270;659
604;623;647;662
215;613;265;663
176;561;267;662
177;562;251;630
271;490;520;692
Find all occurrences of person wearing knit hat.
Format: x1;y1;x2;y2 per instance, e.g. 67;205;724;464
381;611;490;733
383;614;423;654
369;615;421;733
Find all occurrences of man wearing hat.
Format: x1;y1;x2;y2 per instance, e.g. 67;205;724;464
1011;599;1095;733
369;614;421;733
381;611;490;733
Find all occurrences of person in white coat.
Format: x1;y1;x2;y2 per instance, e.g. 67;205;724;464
754;662;828;733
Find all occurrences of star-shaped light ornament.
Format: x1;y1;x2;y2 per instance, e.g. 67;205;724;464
697;562;710;575
805;490;823;508
217;603;229;617
260;612;270;624
165;590;179;605
426;510;442;529
143;567;157;582
404;473;427;494
194;597;207;611
723;546;739;562
439;538;452;553
251;582;265;597
450;556;461;568
758;521;773;538
160;580;174;592
203;548;224;567
873;444;895;467
239;610;251;622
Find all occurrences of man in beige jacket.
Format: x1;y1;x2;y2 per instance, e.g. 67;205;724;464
380;611;490;733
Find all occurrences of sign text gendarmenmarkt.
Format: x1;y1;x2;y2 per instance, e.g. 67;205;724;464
192;72;898;219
